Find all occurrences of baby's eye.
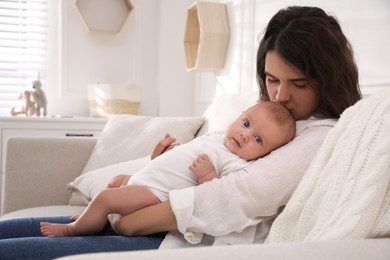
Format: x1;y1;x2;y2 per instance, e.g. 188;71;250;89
255;136;263;144
243;120;250;128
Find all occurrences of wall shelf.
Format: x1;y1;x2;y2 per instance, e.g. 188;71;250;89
184;1;230;71
74;0;133;34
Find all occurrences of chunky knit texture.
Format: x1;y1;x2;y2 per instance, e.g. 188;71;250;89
267;89;390;242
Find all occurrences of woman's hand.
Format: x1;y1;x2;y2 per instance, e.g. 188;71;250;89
107;174;131;188
151;134;179;160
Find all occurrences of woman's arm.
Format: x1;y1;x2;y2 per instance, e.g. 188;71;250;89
114;201;177;236
115;119;335;239
171;119;336;237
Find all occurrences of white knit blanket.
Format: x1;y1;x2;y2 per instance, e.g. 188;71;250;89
267;88;390;242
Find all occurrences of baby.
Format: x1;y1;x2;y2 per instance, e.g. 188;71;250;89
40;101;295;237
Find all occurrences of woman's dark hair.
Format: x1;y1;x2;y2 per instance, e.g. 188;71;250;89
256;6;362;118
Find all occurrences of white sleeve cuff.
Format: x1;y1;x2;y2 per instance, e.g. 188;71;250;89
169;187;195;234
184;231;204;244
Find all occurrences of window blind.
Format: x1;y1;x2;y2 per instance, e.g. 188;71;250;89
0;0;48;116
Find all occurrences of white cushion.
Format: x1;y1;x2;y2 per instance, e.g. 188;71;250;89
68;156;150;205
82;114;205;173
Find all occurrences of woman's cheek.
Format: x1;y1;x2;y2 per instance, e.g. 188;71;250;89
266;87;276;101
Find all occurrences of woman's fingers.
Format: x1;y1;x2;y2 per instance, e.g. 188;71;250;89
151;134;178;160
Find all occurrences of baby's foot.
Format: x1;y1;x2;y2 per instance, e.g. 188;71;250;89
40;222;70;237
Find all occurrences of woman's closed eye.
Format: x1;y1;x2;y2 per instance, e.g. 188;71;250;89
266;77;279;84
293;82;307;89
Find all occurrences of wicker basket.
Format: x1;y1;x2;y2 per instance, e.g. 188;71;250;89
88;83;141;118
89;99;140;118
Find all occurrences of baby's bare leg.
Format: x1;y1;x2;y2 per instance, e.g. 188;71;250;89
67;175;132;223
40;185;158;237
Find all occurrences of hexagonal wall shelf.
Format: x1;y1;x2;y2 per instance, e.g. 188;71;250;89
184;1;230;71
74;0;133;34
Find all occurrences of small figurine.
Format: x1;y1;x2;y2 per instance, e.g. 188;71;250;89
31;79;47;116
10;76;48;117
10;91;37;116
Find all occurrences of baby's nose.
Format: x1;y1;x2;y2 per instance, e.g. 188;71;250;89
240;132;248;142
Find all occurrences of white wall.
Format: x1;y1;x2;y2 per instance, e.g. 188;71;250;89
193;0;260;115
156;0;196;116
46;0;390;118
252;0;390;94
47;0;139;116
46;0;194;117
194;0;390;115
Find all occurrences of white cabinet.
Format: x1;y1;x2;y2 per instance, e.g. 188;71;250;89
0;116;107;207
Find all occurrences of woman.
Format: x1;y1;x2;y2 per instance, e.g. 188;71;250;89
0;6;361;259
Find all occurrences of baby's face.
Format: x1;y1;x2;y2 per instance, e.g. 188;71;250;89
224;103;291;160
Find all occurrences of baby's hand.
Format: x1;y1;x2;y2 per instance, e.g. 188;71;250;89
189;154;218;184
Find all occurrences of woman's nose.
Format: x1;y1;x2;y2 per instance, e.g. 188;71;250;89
275;85;291;102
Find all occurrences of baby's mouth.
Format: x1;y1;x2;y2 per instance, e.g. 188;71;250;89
232;138;241;148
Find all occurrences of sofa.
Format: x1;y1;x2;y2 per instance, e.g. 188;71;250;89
1;91;390;259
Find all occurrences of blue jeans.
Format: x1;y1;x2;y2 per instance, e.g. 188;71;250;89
0;216;165;260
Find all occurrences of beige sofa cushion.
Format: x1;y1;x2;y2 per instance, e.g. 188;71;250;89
0;206;85;220
57;239;390;260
